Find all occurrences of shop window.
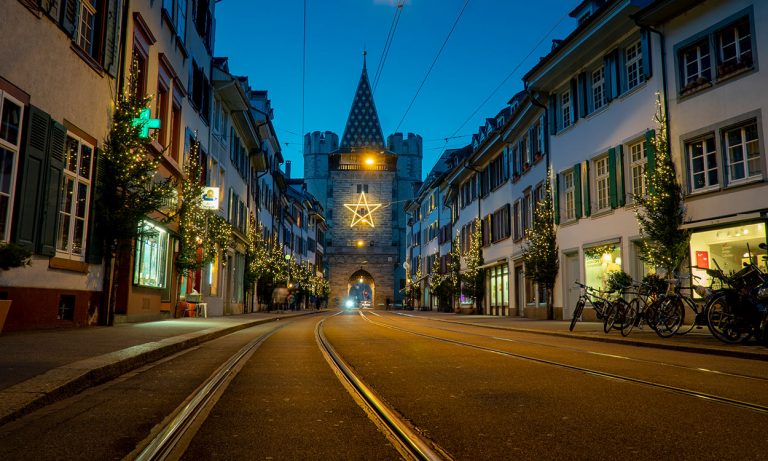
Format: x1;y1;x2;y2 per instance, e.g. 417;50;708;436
487;264;509;310
584;244;622;292
134;221;169;288
689;222;767;290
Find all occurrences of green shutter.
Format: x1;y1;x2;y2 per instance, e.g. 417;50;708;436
85;148;104;264
548;95;557;135
38;121;66;256
641;29;653;80
61;0;80;38
616;145;625;206
608;147;618;208
13;106;50;252
583;161;591;217
577;73;588;117
645;129;656;194
553;172;560;225
573;164;582;219
102;0;122;77
570;78;579;122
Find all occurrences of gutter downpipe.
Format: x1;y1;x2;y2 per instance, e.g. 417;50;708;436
636;21;671;149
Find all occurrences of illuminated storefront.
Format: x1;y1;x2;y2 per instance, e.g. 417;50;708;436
689;221;767;287
485;263;509;316
584;242;622;292
133;221;169;288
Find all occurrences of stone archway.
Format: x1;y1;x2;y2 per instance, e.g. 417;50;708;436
348;269;375;308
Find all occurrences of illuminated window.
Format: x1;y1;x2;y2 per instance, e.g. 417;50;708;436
57;134;93;258
585;244;622;292
134;221;169;288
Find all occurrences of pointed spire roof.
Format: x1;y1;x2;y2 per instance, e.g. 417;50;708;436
340;53;385;149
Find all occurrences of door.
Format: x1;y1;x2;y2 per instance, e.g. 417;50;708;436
515;265;525;317
564;252;580;319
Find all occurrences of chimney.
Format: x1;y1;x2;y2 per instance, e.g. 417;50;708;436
285;160;291;178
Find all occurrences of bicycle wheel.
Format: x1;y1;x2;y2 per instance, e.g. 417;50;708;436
654;296;684;338
569;299;585;332
706;293;750;344
602;302;616;333
621;299;639;336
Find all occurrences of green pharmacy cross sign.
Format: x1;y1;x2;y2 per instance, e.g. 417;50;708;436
132;108;161;138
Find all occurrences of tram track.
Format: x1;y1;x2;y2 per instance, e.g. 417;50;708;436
361;312;768;416
132;325;284;461
393;312;768;383
315;315;451;461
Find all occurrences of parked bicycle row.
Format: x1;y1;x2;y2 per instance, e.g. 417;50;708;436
570;244;768;346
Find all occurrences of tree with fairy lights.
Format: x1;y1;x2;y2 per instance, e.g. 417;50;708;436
97;62;176;325
171;141;233;315
448;236;462;312
462;218;484;314
411;258;422;309
429;254;445;310
522;168;559;320
245;216;268;309
634;94;690;275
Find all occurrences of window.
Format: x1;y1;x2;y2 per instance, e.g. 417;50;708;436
57;134;93;258
163;0;187;41
563;170;575;221
594;156;610;211
134;221;169;288
132;48;148;98
687;137;718;192
629;140;647;198
561;90;572;129
0;92;23;241
592;67;606;111
680;39;711;86
625;40;643;90
491;204;511;243
585;244;622;292
156;80;170;147
725;122;760;183
717;17;752;71
77;0;98;56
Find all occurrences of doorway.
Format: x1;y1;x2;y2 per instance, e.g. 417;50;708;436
564;252;580;319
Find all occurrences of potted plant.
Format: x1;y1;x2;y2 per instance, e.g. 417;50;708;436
0;242;31;332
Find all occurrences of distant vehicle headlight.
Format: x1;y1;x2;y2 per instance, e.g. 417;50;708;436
345;299;355;308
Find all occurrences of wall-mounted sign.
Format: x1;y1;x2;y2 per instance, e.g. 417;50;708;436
132;108;161;138
201;187;220;209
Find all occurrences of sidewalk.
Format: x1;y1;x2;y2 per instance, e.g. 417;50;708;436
1;309;766;425
0;310;320;425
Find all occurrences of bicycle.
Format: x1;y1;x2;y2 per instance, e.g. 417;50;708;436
621;279;674;337
570;282;616;332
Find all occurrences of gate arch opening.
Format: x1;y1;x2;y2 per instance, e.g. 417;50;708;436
348;269;375;308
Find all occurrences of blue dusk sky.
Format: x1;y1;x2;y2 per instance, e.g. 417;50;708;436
214;0;579;178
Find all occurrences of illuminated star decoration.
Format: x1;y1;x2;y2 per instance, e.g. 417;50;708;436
344;191;382;228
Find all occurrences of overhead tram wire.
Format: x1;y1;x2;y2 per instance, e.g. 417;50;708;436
394;0;471;134
448;11;569;139
372;1;405;94
301;0;307;155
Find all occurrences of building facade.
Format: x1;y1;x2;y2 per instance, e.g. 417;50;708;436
303;58;422;308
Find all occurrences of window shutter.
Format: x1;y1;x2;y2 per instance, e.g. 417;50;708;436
608;147;618;208
38;121;66;256
61;0;80;38
548;95;557;135
13;106;50;252
616;145;626;206
553;173;560;225
540;115;548;155
577;72;588;117
583;161;591;217
85;148;104;263
102;0;122;77
603;54;614;103
573;164;582;219
645;129;656;194
641;29;653;80
569;78;579;122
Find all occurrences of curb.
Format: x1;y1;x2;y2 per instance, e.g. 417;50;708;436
0;311;320;426
429;318;768;362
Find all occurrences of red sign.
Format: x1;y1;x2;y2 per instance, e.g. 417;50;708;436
696;251;709;269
